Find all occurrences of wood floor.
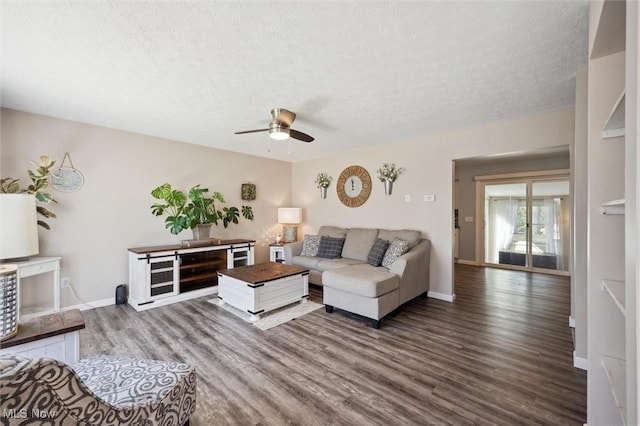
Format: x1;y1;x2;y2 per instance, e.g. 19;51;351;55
80;264;586;425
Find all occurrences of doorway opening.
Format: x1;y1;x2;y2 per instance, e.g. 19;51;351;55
477;172;570;275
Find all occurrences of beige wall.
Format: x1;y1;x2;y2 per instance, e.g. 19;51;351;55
292;109;575;299
1;107;575;306
1;108;292;308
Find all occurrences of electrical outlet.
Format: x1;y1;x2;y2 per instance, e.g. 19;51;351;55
61;277;70;288
405;194;411;202
424;194;435;202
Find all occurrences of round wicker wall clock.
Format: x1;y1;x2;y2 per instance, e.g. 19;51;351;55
336;165;372;207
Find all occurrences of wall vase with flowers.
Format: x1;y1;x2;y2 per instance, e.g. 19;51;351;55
315;172;333;199
376;163;405;195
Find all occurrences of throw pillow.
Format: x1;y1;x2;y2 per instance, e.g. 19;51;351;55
316;236;345;259
367;238;390;267
301;235;321;256
382;238;410;268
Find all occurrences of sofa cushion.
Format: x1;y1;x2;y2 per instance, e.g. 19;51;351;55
291;256;322;270
318;226;348;238
382;238;410;268
341;228;379;262
323;264;399;298
301;234;321;256
317;258;365;272
367;238;390;267
378;229;422;249
317;236;345;259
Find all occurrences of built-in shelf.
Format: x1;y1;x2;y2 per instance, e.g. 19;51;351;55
603;92;625;139
590;0;626;60
601;198;625;214
602;355;627;425
602;279;626;315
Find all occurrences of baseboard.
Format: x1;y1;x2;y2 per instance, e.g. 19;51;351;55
455;259;479;266
569;316;575;328
428;291;456;302
573;351;588;371
62;297;114;312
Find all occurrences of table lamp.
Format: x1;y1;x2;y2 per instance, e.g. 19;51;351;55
0;194;39;262
277;207;302;243
0;194;38;342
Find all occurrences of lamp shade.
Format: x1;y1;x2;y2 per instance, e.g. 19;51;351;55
278;207;302;224
0;194;39;260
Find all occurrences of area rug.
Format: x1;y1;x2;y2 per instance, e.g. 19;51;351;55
207;298;323;331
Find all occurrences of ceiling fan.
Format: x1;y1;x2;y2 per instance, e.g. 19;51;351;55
234;108;315;142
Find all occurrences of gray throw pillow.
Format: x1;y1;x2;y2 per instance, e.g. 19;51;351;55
316;236;345;259
367;238;390;267
382;238;410;268
301;235;321;256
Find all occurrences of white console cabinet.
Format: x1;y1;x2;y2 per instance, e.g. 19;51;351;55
128;239;255;311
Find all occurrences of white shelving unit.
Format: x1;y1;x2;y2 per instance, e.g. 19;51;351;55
602;356;628;425
603;92;626;138
603;279;626;315
587;1;637;425
601;198;626;215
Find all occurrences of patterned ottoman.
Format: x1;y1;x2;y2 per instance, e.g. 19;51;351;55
0;354;196;425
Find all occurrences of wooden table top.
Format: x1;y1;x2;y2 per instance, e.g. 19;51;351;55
218;262;309;285
0;309;86;349
129;239;255;254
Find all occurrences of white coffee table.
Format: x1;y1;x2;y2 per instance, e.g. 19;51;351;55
217;262;309;321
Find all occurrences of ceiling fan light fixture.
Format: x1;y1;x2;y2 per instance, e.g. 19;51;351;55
269;123;290;140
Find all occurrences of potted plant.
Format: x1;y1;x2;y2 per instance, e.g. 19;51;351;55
0;155;57;229
150;183;254;239
376;162;405;195
314;172;333;199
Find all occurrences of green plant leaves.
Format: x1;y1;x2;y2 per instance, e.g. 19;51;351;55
150;183;254;234
242;205;254;221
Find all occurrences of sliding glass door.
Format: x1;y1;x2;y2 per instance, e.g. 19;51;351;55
482;178;569;273
484;183;530;267
531;181;569;271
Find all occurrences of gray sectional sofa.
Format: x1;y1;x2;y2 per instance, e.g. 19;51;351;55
283;226;431;328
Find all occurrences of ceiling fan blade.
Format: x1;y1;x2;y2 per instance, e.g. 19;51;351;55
234;129;269;135
290;129;314;142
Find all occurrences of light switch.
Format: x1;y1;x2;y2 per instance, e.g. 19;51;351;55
465;216;474;222
405;194;411;202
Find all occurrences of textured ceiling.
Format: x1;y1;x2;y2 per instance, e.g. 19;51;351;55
1;1;588;162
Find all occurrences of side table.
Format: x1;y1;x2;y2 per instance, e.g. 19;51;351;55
269;243;286;263
0;309;85;364
13;256;62;320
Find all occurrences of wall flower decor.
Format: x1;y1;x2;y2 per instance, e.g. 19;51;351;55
376;163;405;195
314;172;333;199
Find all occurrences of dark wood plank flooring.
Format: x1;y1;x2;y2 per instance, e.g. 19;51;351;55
80;264;586;425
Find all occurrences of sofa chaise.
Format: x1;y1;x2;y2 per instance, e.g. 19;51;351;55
284;226;431;328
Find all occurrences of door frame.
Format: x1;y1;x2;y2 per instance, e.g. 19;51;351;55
475;169;570;276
